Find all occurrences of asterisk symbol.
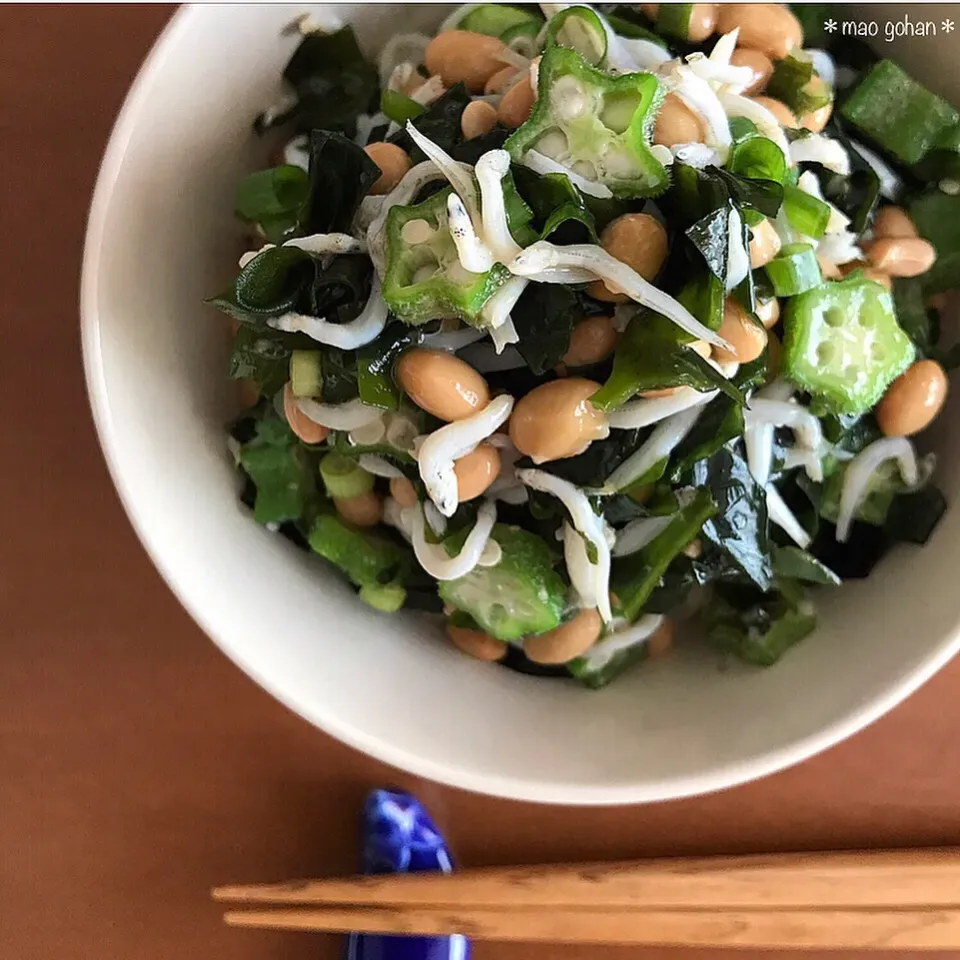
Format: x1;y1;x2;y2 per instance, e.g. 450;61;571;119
824;18;838;33
943;18;955;32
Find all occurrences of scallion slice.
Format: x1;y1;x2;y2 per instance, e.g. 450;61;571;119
765;243;822;297
783;184;830;240
380;89;426;126
320;453;375;499
359;581;407;612
290;350;323;397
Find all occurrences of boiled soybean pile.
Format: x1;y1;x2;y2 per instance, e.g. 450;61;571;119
213;3;960;688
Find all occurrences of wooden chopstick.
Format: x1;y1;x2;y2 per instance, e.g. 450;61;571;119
213;847;960;911
221;904;960;948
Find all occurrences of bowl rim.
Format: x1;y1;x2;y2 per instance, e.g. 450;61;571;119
80;3;960;806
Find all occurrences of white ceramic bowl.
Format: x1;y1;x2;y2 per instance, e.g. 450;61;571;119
82;3;960;804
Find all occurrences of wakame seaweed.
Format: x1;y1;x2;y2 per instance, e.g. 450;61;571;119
256;26;379;137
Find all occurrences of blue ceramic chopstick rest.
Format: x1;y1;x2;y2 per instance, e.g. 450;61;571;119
347;789;471;960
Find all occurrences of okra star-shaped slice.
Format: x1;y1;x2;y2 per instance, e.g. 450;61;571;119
505;44;669;199
381;186;509;326
783;274;916;416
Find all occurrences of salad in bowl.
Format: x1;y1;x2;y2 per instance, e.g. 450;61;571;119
212;2;958;690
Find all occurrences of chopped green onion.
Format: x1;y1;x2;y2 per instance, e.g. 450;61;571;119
782;184;830;240
841;59;959;166
290;350;323;397
380;89;426;126
319;453;375;499
653;3;693;40
459;4;541;37
765;243;822;297
545;6;607;66
767;54;832;118
727;135;787;184
359;582;407;612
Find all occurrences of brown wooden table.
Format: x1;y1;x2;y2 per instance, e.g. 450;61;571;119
4;6;960;960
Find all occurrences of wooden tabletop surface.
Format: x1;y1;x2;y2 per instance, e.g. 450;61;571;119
5;6;960;960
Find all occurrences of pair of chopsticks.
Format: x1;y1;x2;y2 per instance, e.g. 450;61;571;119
213;847;960;948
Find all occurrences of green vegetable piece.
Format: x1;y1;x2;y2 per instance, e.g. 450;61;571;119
228;325;293;397
305;130;383;235
382;187;508;325
437;525;566;641
308;514;408;588
603;12;666;45
318;347;360;404
359;581;407;612
819;456;915;528
510;284;580;375
567;625;650;690
687;203;755;290
772;545;841;585
209;246;311;325
705;591;817;667
319;453;375;499
840;60;959;166
545;6;608;66
767;53;832;119
235;165;310;243
356;324;425;411
511;166;598;244
672;162;783;223
764;242;822;297
591;311;745;411
914;121;960;182
692;445;774;591
788;3;832;48
727;135;788;185
327;430;417;465
666;396;744;483
380;89;426;126
782;184;830;240
290;350;322;397
459;4;541;36
782;275;916;415
654;3;693;39
256;26;379;137
892;277;936;356
505;45;668;199
611;489;718;621
908;190;960;295
240;420;316;525
209;241;371;328
884;485;946;545
677;271;724;332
